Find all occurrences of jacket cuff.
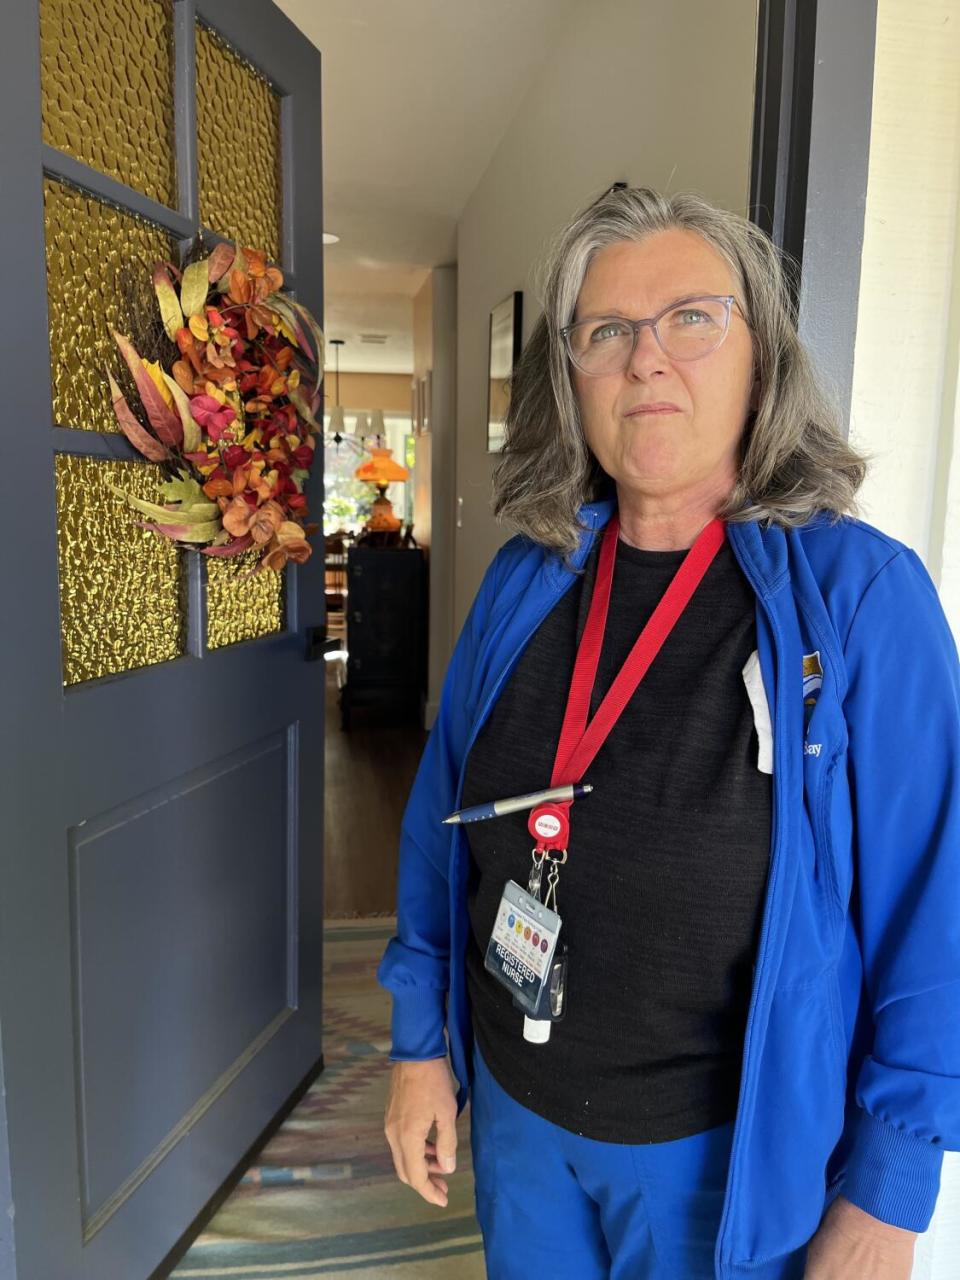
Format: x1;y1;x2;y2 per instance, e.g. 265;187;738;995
841;1108;944;1232
387;985;448;1061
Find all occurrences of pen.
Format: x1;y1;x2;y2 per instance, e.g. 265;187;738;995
442;783;594;825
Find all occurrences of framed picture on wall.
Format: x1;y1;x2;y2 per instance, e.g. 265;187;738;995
411;377;421;434
420;370;432;433
486;290;522;453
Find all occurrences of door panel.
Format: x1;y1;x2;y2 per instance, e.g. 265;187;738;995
72;729;294;1232
0;2;324;1277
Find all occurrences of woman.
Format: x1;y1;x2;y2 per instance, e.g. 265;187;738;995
377;186;960;1279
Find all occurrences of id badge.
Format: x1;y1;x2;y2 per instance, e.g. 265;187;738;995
484;880;561;1015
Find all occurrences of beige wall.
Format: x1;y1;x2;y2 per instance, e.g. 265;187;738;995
453;0;759;632
411;268;458;727
326;371;412;414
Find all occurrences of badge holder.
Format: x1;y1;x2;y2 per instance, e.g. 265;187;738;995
483;802;571;1044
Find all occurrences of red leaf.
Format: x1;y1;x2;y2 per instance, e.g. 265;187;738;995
112;332;183;447
200;534;255;557
106;370;169;462
137;520;192;539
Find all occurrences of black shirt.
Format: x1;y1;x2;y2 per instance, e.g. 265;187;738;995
462;532;772;1142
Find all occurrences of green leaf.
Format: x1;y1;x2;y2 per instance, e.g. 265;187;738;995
180;259;210;319
108;486;219;525
158;472;210;510
153;264;183;341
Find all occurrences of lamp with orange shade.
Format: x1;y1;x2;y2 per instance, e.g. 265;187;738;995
354;447;409;533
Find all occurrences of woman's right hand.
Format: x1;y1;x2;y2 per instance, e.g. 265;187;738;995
384;1057;459;1207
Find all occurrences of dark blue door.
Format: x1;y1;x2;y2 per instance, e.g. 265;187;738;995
0;3;325;1277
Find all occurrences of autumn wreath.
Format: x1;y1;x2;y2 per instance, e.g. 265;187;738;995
108;241;324;572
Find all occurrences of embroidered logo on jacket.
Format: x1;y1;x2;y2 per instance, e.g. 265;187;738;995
802;650;824;744
802;651;823;706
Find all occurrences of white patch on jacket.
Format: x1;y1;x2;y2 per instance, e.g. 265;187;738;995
742;648;774;774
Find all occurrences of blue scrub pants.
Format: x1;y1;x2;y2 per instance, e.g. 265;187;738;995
469;1042;807;1280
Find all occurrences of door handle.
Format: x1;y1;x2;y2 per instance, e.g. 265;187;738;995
305;624;326;661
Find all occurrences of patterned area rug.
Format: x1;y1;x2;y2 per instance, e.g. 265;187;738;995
172;919;485;1279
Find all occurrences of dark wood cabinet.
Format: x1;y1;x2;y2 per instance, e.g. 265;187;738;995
340;546;427;729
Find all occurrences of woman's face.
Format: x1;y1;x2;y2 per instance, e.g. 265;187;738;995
570;230;758;503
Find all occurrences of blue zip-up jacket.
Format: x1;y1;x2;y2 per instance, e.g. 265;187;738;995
377;496;960;1277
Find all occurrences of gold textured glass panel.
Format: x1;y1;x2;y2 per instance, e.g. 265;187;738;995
55;455;183;686
40;0;177;207
44;178;177;433
207;553;284;650
196;22;282;261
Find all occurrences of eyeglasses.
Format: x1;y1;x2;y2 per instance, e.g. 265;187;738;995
560;294;746;376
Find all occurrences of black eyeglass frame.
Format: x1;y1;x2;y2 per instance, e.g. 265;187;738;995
560;293;749;374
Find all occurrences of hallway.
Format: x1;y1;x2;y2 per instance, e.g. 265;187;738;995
323;654;428;917
172;919;482;1278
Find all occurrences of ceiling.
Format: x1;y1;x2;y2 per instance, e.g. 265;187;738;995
273;0;574;373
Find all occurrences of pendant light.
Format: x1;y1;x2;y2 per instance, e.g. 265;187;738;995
328;339;346;437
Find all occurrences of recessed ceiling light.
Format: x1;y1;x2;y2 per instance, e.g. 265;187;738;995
323;232;340;245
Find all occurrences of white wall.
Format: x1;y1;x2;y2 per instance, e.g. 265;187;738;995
845;4;960;1272
453;0;760;632
849;0;960;608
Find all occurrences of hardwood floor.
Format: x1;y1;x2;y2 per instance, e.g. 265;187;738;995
323;655;429;916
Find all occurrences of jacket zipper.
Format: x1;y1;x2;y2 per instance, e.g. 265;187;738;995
714;543;786;1273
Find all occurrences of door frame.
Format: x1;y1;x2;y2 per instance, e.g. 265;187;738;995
750;0;879;433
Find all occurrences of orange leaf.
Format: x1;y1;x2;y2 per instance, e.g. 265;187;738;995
206;241;236;282
172;360;196;394
189;313;209;342
228;270;252;304
244;248;268;277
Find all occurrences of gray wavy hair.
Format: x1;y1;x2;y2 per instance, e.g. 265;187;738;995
491;185;872;557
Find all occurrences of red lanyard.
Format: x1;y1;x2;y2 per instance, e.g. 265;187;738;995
529;511;727;851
